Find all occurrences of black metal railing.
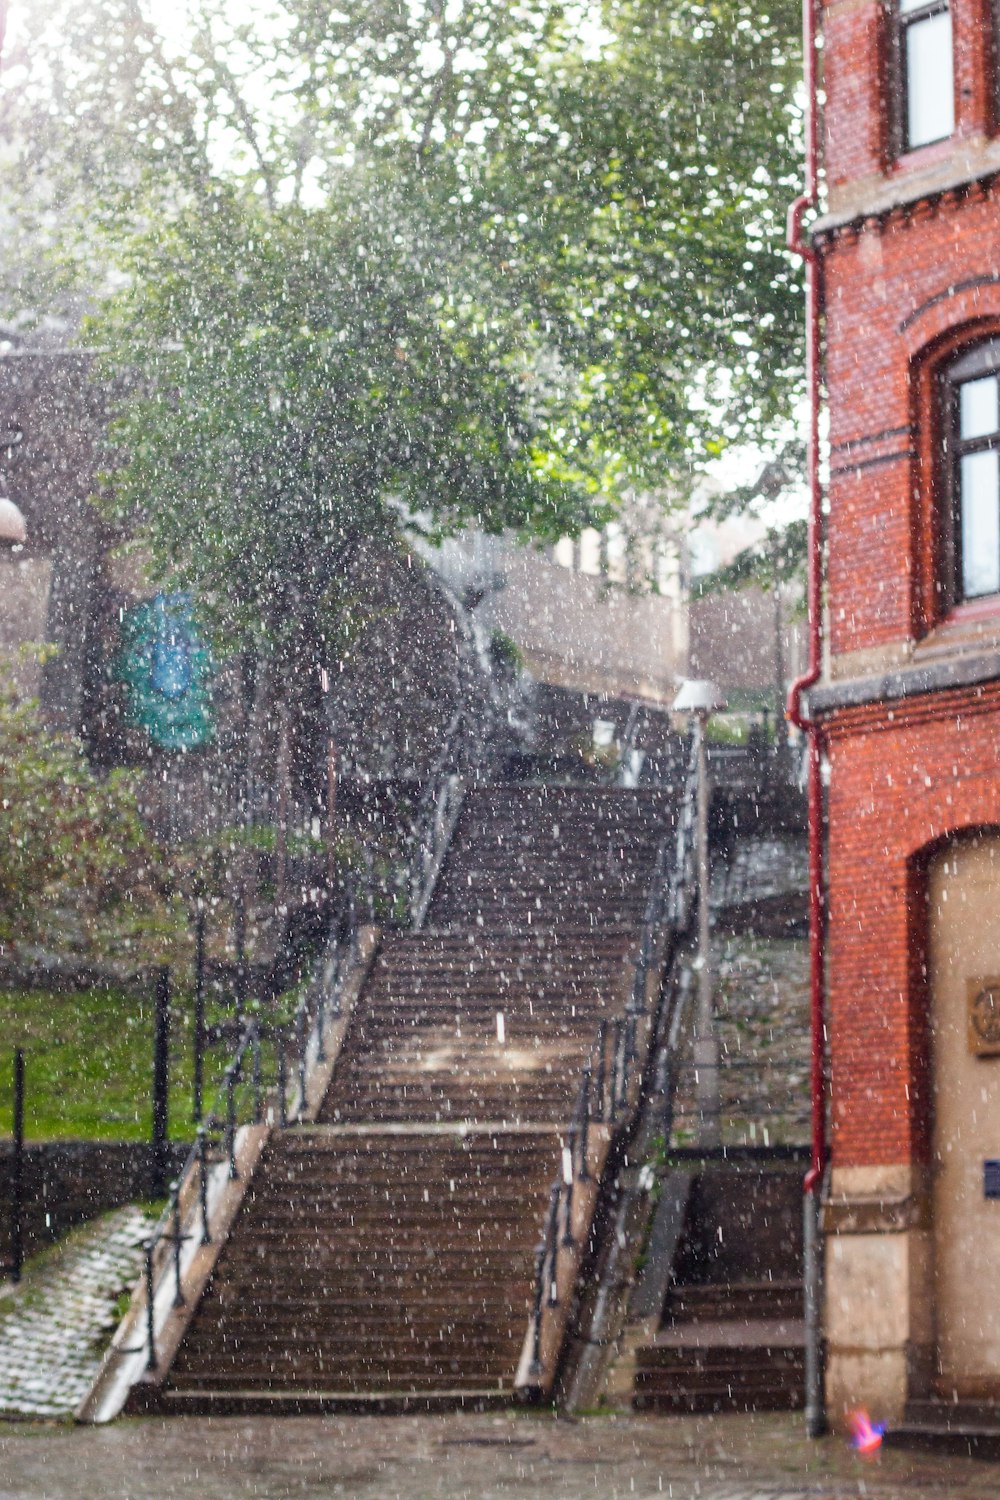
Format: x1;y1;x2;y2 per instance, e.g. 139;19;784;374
138;905;359;1374
521;741;701;1394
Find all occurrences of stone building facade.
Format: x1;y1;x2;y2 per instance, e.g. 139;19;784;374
810;0;1000;1424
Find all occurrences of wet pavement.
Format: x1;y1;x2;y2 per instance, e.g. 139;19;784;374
0;1411;997;1499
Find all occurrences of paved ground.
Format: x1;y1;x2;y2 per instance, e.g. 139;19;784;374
0;1208;154;1419
0;1411;997;1499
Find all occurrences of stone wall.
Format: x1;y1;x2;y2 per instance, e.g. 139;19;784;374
0;1140;187;1265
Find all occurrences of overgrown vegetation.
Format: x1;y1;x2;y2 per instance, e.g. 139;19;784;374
0;658;183;963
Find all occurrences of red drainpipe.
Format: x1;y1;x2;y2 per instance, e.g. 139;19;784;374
785;0;826;1199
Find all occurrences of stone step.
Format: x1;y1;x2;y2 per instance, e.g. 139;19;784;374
666;1281;803;1324
885;1400;1000;1458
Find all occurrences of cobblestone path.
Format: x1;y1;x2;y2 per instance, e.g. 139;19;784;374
1;1412;998;1499
0;1206;153;1419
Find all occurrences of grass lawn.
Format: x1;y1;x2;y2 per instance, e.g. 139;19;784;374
0;986;250;1141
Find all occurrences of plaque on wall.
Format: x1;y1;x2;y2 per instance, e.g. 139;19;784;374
968;978;1000;1057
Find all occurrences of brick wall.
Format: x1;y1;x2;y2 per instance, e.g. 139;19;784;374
820;181;1000;659
818;0;1000;1174
824;680;1000;1167
822;0;997;199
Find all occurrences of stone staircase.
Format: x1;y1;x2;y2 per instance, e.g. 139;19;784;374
140;782;674;1412
632;1161;806;1414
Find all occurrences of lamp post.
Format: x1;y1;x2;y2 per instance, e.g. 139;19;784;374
0;425;26;551
673;678;727;1147
0;496;26;549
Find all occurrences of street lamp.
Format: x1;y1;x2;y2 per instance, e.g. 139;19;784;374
0;495;26;549
673;678;727;1147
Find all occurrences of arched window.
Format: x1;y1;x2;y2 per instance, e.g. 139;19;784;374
942;338;1000;605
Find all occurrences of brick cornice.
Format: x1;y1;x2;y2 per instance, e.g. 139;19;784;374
815;668;1000;736
811;164;1000;252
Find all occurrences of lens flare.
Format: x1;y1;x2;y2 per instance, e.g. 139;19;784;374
848;1408;885;1454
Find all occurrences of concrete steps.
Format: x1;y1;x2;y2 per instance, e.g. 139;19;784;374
164;1127;558;1399
631;1166;805;1414
150;783;672;1410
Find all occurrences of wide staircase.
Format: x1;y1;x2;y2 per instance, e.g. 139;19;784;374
632;1161;805;1413
153;783;674;1412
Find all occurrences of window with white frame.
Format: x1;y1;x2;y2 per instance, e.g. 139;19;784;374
944;340;1000;604
897;0;955;151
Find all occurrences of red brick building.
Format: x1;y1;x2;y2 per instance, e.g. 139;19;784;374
804;0;1000;1427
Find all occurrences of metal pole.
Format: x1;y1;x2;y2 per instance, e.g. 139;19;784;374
693;717;721;1147
252;1024;262;1123
197;1129;211;1245
594;1021;607;1122
193;903;206;1125
528;1243;545;1380
278;1031;288;1128
234;887;247;1027
152;967;170;1199
144;1242;156;1371
578;1063;591;1181
296;1006;307;1119
226;1065;238;1179
171;1184;184;1307
326;735;338;897
804;1181;827;1435
11;1048;24;1283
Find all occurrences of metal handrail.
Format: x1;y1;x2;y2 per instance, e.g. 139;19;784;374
138;903;358;1374
521;747;701;1394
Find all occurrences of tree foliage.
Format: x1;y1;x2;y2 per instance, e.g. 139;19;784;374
694;441;807;600
1;0;805;660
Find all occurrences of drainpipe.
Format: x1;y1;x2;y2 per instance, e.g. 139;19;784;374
785;0;827;1442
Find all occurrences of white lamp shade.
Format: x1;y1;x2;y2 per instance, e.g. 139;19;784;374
672;678;727;716
0;497;27;548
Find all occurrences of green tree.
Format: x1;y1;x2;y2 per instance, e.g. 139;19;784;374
1;0;805;694
92;181;596;668
1;0;803;475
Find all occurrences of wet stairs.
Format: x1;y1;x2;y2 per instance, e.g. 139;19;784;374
155;784;674;1411
632;1161;806;1413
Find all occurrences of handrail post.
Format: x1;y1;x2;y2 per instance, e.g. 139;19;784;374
561;1142;575;1248
296;1006;307;1119
193;903;206;1125
609;1019;623;1121
252;1024;262;1123
594;1021;607;1122
316;982;327;1064
152;966;170;1200
144;1242;156;1372
170;1183;184;1307
278;1031;288;1128
226;1065;238;1179
10;1048;24;1284
623;1015;636;1104
545;1181;560;1307
578;1063;591;1181
528;1243;545;1380
197;1128;211;1245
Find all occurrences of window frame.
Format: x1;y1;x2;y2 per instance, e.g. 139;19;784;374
889;0;956;158
940;338;1000;610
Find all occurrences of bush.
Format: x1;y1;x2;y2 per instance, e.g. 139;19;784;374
0;655;182;962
